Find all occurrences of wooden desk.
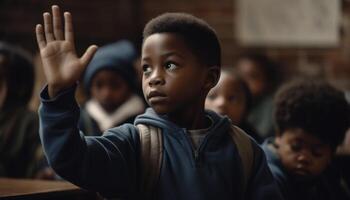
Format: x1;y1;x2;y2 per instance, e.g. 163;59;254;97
0;178;97;199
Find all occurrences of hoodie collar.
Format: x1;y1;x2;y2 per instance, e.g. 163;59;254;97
134;108;232;136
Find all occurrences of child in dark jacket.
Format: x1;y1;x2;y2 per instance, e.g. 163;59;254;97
0;42;42;178
36;5;283;199
235;53;280;138
79;40;145;136
205;67;262;143
262;79;350;200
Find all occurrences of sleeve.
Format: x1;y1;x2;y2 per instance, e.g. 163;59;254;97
38;85;140;198
246;142;285;200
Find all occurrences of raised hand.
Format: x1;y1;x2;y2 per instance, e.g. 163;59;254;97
35;5;97;98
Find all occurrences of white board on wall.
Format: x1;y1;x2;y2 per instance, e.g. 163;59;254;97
236;0;341;47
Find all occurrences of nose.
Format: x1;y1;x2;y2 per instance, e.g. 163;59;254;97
99;87;113;100
148;69;165;86
296;150;312;166
216;96;225;106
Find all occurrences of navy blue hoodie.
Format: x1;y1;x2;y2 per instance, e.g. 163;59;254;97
39;85;283;199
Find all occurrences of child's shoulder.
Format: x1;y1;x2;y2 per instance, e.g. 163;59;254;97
261;138;288;180
102;123;140;144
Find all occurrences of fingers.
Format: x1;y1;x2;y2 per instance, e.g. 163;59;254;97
35;24;46;49
64;12;74;43
80;45;98;67
39;5;69;44
43;12;55;42
52;5;64;40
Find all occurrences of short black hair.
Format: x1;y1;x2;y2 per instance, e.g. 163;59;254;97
0;42;34;108
143;13;221;67
274;79;350;150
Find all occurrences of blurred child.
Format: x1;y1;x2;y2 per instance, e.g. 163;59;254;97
36;5;282;199
0;42;42;178
262;80;350;200
205;67;262;143
79;40;146;135
235;53;280;138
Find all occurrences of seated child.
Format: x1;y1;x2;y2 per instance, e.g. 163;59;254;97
79;40;146;135
262;79;350;200
205;67;262;143
0;42;42;178
235;53;280;138
35;5;283;199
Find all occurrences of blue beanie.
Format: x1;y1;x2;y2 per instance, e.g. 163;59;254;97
83;40;137;95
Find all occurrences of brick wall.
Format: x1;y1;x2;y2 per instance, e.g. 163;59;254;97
1;0;349;91
0;0;141;54
141;0;350;90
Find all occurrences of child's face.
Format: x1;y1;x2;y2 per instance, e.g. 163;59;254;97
90;70;131;113
205;73;247;124
141;33;212;115
236;59;266;98
275;128;332;178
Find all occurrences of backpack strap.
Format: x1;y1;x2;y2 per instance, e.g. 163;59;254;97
137;123;253;198
137;124;163;200
229;125;254;194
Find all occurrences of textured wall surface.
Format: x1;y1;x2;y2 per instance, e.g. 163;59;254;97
1;0;349;90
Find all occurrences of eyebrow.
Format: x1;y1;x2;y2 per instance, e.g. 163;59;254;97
161;51;184;59
142;51;185;61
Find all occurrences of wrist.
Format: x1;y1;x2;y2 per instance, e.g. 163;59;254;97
48;83;73;98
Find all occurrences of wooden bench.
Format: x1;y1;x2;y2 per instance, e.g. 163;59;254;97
0;178;97;199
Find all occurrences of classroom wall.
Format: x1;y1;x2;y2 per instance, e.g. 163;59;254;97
1;0;349;91
141;0;350;91
0;0;141;54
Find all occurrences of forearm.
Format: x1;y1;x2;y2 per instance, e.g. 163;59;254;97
39;85;102;188
38;85;139;197
39;84;86;176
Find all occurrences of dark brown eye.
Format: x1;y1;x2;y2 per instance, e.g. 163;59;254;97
290;142;302;152
228;95;237;102
311;145;325;157
142;64;152;74
165;62;178;71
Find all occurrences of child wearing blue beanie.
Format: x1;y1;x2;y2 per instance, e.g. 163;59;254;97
79;40;146;136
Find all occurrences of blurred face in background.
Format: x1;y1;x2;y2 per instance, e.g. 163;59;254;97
90;69;132;113
275;128;332;179
236;58;267;99
205;72;247;125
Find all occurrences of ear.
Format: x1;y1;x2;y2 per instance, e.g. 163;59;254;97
204;66;220;91
274;128;282;147
274;136;281;147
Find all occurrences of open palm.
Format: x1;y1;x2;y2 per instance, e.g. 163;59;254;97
36;5;97;97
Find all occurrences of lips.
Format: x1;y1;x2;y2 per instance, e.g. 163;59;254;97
147;90;167;102
294;166;311;176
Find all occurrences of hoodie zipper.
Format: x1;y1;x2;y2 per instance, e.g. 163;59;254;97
181;129;199;167
182;128;215;168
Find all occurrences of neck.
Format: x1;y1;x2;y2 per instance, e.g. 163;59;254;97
167;100;209;130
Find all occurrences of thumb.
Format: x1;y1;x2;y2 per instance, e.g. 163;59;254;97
80;45;98;67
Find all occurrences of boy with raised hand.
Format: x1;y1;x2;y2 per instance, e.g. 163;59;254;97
36;5;282;199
